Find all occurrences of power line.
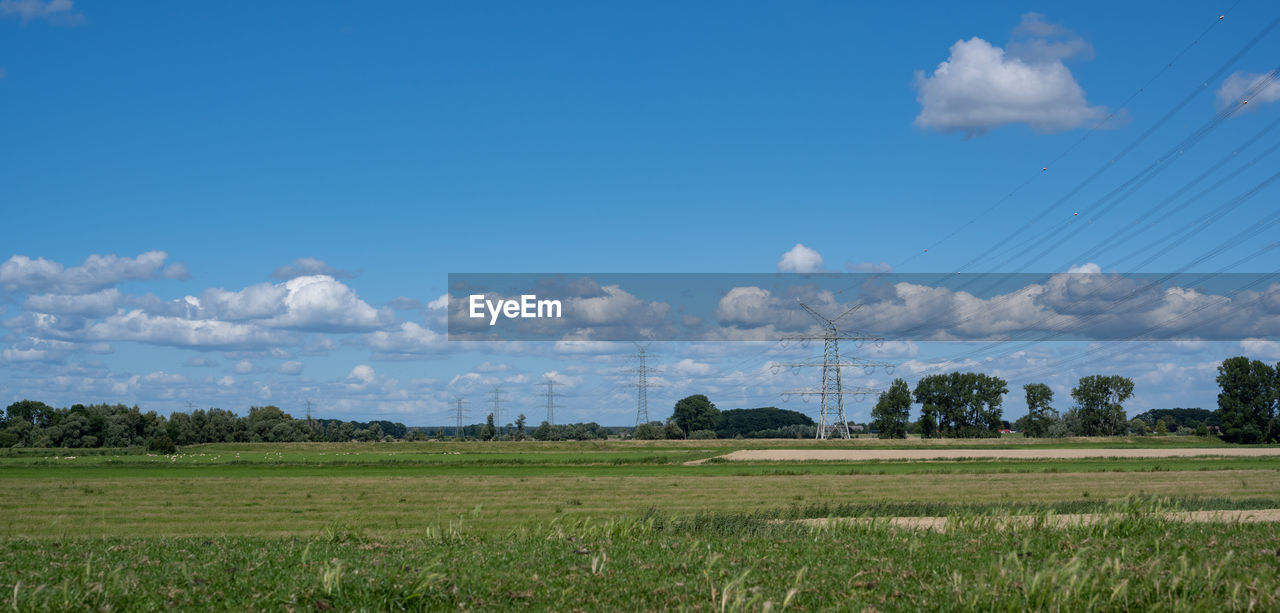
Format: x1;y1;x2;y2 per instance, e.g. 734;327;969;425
897;4;1256;269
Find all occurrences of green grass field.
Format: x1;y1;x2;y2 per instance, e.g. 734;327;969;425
2;438;1279;610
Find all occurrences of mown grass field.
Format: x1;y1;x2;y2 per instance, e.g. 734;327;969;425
2;437;1279;610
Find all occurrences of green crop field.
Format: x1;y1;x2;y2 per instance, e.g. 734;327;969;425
3;438;1280;610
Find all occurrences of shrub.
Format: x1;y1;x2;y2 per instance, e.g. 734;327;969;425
689;429;717;440
148;435;177;454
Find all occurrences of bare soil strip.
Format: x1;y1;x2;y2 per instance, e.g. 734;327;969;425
691;447;1280;464
794;509;1280;531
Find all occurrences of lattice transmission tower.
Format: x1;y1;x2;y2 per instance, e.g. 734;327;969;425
542;377;559;425
630;342;661;427
453;396;468;438
490;386;506;435
781;302;891;439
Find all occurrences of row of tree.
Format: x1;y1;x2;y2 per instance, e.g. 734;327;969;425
871;373;1139;439
5;354;1276;447
0;401;412;449
630;396;823;440
867;356;1280;443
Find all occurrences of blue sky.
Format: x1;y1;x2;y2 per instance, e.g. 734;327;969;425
3;0;1280;426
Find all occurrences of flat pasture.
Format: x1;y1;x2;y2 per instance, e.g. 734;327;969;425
3;437;1280;610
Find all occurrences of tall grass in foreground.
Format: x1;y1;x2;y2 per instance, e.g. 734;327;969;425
2;500;1278;611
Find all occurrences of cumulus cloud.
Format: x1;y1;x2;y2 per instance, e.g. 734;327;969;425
177;275;391;332
232;359;254;374
704;274;1280;343
0;0;83;24
1240;338;1280;360
24;288;121;317
345;364;376;390
777;244;824;273
38;310;299;350
1216;71;1280;112
0;251;186;294
1067;262;1102;274
913;14;1109;135
358;322;447;360
268;275;391;332
277;360;303;375
270;258;356;280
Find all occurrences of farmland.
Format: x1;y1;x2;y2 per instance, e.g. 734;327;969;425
3;438;1280;610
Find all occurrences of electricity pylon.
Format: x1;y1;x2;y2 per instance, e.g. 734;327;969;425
630;342;661;427
453;396;468;438
780;302;891;439
490;386;506;435
542;377;559;425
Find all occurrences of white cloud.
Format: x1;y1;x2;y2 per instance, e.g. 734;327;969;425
777;243;824;273
345;364;376;391
913;14;1108;136
233;359;253;374
541;370;582;387
1005;13;1093;63
277;360;303;375
0;251;184;294
63;310;296;350
1067;262;1102;274
1240;338;1280;360
0;0;83;24
846;261;892;273
0;337;105;363
1216;71;1280;112
669;358;715;377
474;361;511;373
271;258;355;280
269;275;391;332
359;321;447;360
302;336;337;355
715;287;782;327
185;356;218;368
188;275;391;332
24;288;121;317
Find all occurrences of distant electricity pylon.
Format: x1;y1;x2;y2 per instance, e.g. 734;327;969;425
453;396;468;437
490;386;506;434
542;377;560;425
630;342;661;427
781;302;891;440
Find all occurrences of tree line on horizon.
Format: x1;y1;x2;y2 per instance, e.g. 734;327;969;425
3;354;1276;449
0;402;415;452
867;355;1279;443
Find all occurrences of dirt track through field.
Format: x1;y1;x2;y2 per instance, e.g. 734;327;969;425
794;508;1280;531
691;447;1280;464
